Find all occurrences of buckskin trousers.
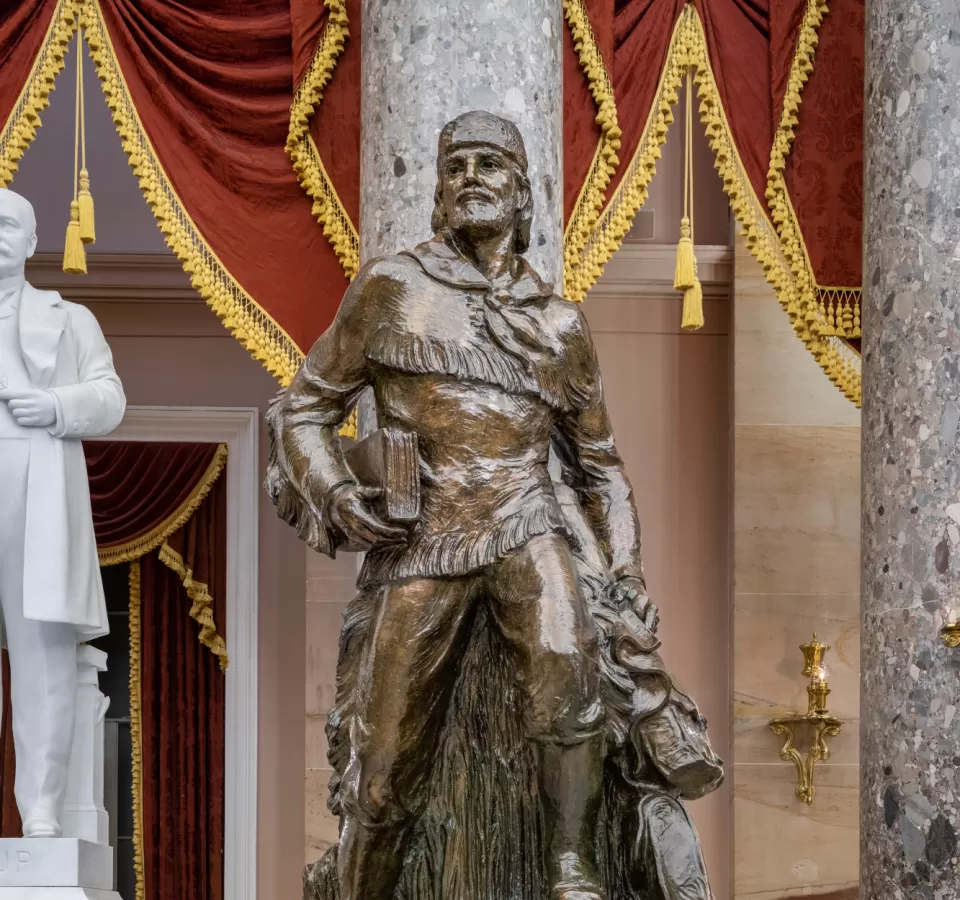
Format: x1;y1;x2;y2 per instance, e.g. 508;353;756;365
0;438;77;833
343;531;603;827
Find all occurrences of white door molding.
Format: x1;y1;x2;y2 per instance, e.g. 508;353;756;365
87;406;259;900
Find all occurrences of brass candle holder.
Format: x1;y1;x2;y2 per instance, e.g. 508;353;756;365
769;633;842;805
940;619;960;649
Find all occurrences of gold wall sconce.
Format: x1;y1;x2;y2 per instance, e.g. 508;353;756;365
768;634;842;805
940;613;960;648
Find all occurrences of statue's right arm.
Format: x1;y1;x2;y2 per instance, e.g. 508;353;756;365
264;261;382;555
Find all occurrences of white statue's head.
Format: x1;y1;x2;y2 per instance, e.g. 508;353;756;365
0;189;37;279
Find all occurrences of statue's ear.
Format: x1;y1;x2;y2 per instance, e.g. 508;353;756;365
514;179;533;254
26;232;37;260
430;181;446;234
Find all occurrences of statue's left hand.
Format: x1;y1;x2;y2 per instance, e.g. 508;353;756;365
1;388;57;428
607;576;659;633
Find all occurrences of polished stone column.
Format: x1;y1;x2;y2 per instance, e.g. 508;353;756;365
862;3;960;896
360;0;563;285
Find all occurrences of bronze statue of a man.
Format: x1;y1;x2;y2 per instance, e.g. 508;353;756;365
268;111;722;900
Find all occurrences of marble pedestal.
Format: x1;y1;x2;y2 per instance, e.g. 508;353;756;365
0;838;119;899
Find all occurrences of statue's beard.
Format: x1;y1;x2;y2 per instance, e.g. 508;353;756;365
447;199;516;246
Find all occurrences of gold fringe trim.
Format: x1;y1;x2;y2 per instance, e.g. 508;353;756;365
764;0;861;405
576;3;801;340
575;8;689;295
128;560;145;900
97;444;228;566
286;0;359;279
80;0;304;386
0;0;80;187
561;0;622;301
158;542;229;672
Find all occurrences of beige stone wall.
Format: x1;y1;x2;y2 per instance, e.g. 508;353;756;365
732;238;860;899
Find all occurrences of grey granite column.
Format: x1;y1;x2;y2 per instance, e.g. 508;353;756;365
862;3;960;897
360;0;563;286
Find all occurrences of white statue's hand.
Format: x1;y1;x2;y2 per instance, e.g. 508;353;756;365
1;388;57;428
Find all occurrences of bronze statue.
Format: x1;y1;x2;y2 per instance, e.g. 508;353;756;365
266;111;723;900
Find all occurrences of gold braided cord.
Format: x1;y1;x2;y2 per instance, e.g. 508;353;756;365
97;444;228;566
764;0;861;406
0;0;81;187
158;543;229;671
80;0;304;386
286;0;359;279
128;560;145;900
561;0;622;301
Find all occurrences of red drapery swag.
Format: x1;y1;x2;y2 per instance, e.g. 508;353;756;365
0;0;863;399
0;441;226;900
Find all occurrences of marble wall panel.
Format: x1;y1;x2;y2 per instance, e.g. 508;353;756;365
732;238;861;899
734;764;859;900
734;425;861;596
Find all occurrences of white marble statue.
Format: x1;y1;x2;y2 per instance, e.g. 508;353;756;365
0;187;125;840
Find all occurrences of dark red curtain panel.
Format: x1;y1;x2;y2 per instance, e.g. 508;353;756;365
94;0;349;363
0;0;64;185
695;0;772;210
563;0;613;226
773;0;864;290
85;441;223;551
140;474;226;900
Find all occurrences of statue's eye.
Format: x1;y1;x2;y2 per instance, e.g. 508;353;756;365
447;163;464;176
480;158;500;172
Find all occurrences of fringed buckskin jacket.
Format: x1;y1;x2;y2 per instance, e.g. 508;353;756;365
266;232;643;589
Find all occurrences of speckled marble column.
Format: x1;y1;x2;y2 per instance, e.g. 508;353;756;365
862;3;960;896
360;0;563;285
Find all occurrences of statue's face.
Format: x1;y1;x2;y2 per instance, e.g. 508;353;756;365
0;191;37;276
439;145;525;244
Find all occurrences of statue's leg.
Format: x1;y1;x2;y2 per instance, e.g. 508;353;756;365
631;792;713;900
0;438;76;837
337;575;479;900
486;533;606;900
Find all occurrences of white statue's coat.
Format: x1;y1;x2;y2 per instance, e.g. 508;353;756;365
18;283;125;637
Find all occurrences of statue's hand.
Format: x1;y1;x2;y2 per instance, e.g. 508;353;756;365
607;576;659;633
325;483;408;550
1;388;56;428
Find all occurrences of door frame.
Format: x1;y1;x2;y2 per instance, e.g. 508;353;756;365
88;405;259;900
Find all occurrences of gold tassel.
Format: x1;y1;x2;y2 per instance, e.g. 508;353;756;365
63;200;87;274
682;277;704;331
673;216;696;291
78;168;95;243
77;33;95;245
674;68;702;327
64;27;92;271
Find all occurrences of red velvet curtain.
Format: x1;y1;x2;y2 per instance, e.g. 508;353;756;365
0;442;226;900
92;0;349;371
3;1;864;372
87;442;223;550
140;474;226;900
0;0;62;185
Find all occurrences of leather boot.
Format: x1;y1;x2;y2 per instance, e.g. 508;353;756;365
337;813;408;900
538;734;607;900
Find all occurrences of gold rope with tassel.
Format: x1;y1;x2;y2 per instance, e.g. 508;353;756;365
678;69;704;331
673;71;696;292
77;30;94;243
63;30;86;273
